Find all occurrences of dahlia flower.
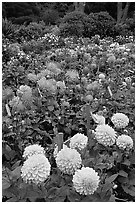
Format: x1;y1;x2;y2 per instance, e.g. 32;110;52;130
17;85;32;96
69;133;88;151
27;73;38;82
37;77;57;94
21;154;51;185
9;96;25;112
72;167;100;195
111;113;129;129
53;144;68;158
56;147;82;175
65;70;79;82
23;144;45;160
95;124;116;146
116;135;133;151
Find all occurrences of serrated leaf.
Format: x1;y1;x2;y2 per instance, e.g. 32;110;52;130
105;174;118;183
119;170;128;177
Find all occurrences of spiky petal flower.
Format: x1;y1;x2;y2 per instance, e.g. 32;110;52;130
56;147;82;175
21;154;51;185
116;135;133;151
95;124;116;146
23;144;45;160
72;167;100;195
69;133;88;151
111;113;129;129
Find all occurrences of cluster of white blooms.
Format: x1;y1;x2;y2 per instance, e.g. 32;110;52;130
116;135;133;151
94;124;117;146
21;144;51;185
21;154;51;185
72;167;100;195
69;133;88;151
56;147;82;175
23;144;45;160
111;113;129;129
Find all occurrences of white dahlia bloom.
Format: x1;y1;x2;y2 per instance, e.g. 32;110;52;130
95;124;116;146
53;144;68;158
111;113;129;129
21;154;51;185
69;133;88;151
116;135;133;151
73;167;100;195
56;147;82;175
23;144;45;160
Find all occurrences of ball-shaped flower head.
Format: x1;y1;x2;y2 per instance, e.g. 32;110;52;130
95;124;116;146
21;154;51;185
53;144;68;158
111;113;129;129
65;70;79;82
27;73;38;82
17;85;32;97
23;144;45;160
72;167;100;195
69;133;88;151
56;147;82;175
116;135;133;151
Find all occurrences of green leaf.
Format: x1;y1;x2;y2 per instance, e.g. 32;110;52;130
67;189;81;202
105;174;118;183
119;170;128;178
11;166;22;180
6;196;18;202
122;185;135;197
109;194;116;202
47;187;60;199
2;177;11;190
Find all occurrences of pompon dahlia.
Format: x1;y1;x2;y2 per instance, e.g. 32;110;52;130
53;144;68;158
95;124;116;146
69;133;88;151
116;135;133;151
56;147;82;175
21;154;51;185
23;144;45;160
72;167;100;195
111;113;129;129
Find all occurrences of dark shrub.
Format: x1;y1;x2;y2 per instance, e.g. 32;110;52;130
89;11;116;38
41;9;59;25
59;11;97;38
11;16;33;25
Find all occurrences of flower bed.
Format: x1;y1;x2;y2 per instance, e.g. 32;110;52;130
2;33;135;202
